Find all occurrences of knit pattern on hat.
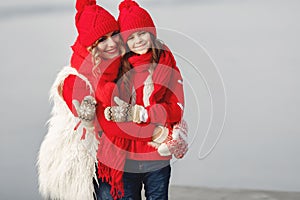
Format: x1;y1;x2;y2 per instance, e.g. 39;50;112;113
75;0;119;47
118;0;156;42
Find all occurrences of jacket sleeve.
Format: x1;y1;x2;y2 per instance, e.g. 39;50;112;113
62;74;91;117
146;66;184;126
145;50;185;126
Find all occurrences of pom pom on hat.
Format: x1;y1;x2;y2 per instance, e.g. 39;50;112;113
118;0;139;11
76;0;96;12
118;0;156;43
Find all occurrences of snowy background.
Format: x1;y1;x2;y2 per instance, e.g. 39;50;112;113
0;0;300;199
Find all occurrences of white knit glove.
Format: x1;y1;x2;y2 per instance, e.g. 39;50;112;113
152;126;169;143
104;96;148;123
147;126;170;149
157;120;188;159
72;96;97;129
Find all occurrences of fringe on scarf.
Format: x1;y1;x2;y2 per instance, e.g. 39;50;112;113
97;134;130;200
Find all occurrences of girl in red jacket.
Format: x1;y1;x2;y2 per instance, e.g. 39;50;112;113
104;1;188;199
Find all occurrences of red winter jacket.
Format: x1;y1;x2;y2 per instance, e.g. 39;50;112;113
121;48;185;160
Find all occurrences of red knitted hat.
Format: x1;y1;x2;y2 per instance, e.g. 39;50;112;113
118;0;156;43
75;0;119;47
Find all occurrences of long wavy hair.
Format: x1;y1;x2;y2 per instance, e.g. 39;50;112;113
118;33;165;100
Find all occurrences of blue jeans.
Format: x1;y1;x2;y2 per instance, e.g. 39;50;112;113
95;160;171;200
122;160;171;200
95;179;115;200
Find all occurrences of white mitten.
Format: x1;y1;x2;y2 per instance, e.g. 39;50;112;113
157;120;188;159
104;96;148;123
152;126;169;143
148;126;169;149
72;95;97;130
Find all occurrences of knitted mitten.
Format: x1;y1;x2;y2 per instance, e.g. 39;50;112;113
72;95;97;131
157;120;188;159
104;96;148;123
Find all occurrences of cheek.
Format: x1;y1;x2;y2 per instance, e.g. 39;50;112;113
113;36;120;43
146;37;152;45
143;34;151;43
127;41;134;50
113;37;121;49
96;43;106;52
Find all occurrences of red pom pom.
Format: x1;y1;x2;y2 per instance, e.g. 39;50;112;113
119;0;139;11
76;0;96;12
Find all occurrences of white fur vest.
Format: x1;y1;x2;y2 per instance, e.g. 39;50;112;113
37;66;99;200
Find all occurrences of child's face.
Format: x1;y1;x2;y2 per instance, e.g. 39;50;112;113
96;31;121;60
127;31;151;55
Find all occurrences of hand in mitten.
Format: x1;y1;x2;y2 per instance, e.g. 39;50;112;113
152;126;169;143
157;120;188;159
72;95;97;130
147;126;170;149
104;97;148;123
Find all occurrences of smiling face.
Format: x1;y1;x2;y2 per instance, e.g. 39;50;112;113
96;31;121;60
126;31;152;55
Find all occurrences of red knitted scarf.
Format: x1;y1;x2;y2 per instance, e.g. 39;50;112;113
128;51;153;72
97;132;130;199
128;46;175;71
70;39;94;83
120;47;176;103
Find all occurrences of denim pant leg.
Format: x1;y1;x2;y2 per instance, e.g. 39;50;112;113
143;165;171;200
95;180;115;200
121;160;171;200
120;172;143;200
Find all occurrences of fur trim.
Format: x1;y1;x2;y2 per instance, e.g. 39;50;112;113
37;66;98;200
